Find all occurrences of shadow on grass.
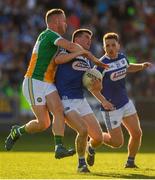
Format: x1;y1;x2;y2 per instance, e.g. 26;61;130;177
91;171;155;179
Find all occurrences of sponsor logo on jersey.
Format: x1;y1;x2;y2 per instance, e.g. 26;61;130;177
110;68;127;81
72;60;90;71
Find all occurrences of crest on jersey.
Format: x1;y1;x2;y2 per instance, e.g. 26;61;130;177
37;97;42;102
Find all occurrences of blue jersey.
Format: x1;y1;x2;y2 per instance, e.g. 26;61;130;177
55;49;91;99
97;53;130;111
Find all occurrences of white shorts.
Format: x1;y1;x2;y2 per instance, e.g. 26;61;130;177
101;100;137;130
62;98;93;116
22;78;57;105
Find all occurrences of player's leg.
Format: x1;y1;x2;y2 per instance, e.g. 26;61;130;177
65;111;90;172
76;98;102;166
122;100;142;168
102;127;124;148
82;113;103;166
62;99;90;172
101;109;124;148
122;113;142;168
5;78;51;150
46;90;76;159
5;105;51;150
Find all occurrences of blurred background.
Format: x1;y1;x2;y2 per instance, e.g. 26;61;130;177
0;0;155;134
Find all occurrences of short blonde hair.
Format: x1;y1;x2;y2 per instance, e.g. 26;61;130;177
72;29;93;42
103;32;119;43
45;9;65;25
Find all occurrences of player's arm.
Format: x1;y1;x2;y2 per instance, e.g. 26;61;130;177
56;38;83;52
127;62;152;72
55;50;87;64
89;79;115;111
56;39;109;69
86;52;109;69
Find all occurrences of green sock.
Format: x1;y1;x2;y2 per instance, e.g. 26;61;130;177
54;135;63;146
18;125;26;135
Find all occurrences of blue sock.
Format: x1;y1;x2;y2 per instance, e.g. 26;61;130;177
127;157;135;165
88;145;95;155
78;157;86;167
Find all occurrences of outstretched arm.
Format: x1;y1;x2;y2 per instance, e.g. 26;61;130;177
89;79;115;111
127;62;152;73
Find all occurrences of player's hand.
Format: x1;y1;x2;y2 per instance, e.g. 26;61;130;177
100;63;109;69
85;52;109;69
77;49;89;56
142;62;152;69
101;100;115;111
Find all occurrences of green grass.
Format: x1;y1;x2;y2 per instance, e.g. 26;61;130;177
0;152;155;179
0;127;155;179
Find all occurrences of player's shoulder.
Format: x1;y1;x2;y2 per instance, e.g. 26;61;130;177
44;29;61;39
99;55;110;63
118;52;127;59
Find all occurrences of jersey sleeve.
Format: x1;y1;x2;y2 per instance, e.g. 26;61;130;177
49;31;63;45
123;54;130;67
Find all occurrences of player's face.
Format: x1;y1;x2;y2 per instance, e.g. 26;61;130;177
104;39;120;58
77;32;92;50
57;14;67;35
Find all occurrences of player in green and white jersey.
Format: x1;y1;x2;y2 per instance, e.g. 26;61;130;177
5;9;107;159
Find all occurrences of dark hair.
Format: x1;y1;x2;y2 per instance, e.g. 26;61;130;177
45;9;65;25
72;29;93;42
103;32;119;43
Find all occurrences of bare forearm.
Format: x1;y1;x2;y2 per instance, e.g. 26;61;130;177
90;90;106;104
88;53;109;69
55;51;82;64
127;63;144;72
56;39;83;53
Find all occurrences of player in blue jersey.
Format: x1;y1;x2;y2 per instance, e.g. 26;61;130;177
54;29;114;173
95;32;152;168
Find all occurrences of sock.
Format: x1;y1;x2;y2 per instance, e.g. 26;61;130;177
78;157;86;167
54;135;63;147
88;144;95;155
18;125;26;135
127;157;135;165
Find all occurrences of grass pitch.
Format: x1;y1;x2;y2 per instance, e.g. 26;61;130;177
0;152;155;179
0;126;155;179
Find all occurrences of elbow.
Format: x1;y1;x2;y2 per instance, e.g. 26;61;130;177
55;59;62;64
68;43;82;52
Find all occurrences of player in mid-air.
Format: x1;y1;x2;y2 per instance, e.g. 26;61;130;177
54;29;114;172
4;9;94;158
94;32;152;168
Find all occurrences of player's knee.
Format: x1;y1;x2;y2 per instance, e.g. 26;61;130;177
131;129;142;140
93;135;103;146
112;139;124;148
37;121;50;131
